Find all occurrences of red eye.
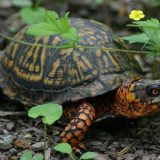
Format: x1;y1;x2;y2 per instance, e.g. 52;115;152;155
146;86;160;97
152;89;159;95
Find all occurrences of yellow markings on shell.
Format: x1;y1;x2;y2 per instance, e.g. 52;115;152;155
23;38;40;65
25;63;29;68
79;33;85;37
44;59;61;86
96;49;102;58
8;61;14;68
104;35;109;42
33;46;40;64
22;47;35;66
0;76;4;83
67;62;76;85
87;40;94;45
86;31;95;35
100;31;106;35
4;43;19;68
48;59;60;77
104;49;120;71
19;55;24;65
71;68;79;85
13;42;46;82
52;36;62;45
28;64;34;71
43;36;49;44
11;32;24;57
34;46;45;81
73;51;80;61
27;50;33;57
57;69;63;77
96;49;108;72
81;55;92;69
13;66;20;77
6;31;25;63
80;55;97;80
78;56;97;80
61;48;73;57
55;69;64;86
102;54;110;73
44;77;53;85
5;44;12;54
79;48;84;52
2;57;8;66
35;65;40;72
89;36;97;41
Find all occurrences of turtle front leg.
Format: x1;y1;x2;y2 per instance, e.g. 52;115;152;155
60;102;96;153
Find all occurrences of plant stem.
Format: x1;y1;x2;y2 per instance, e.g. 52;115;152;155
70;154;75;160
34;0;42;8
0;32;153;55
43;124;47;155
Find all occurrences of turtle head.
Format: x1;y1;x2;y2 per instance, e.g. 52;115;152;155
115;79;160;118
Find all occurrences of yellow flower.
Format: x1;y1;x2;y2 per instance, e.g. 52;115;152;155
129;10;145;21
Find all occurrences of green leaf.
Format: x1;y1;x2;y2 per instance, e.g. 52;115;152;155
20;7;46;24
53;143;72;155
26;10;79;44
20;150;33;160
125;18;160;57
33;153;44;160
134;18;160;28
62;27;79;43
55;12;70;32
26;23;59;36
12;0;32;7
28;103;62;125
123;33;149;44
80;152;97;160
44;11;59;23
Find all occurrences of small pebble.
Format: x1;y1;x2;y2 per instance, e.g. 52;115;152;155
2;129;9;134
14;139;31;149
24;133;32;139
90;141;103;146
0;134;14;150
6;122;15;130
9;148;18;155
32;142;45;150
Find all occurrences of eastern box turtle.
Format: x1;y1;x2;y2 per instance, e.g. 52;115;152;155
0;18;160;152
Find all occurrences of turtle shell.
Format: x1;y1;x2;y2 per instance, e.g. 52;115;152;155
0;18;143;105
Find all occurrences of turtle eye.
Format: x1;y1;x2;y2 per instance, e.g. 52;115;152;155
146;86;160;97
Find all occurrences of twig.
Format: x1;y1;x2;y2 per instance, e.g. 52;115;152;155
45;148;51;160
0;111;25;117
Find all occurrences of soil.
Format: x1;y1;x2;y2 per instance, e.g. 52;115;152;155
0;0;160;160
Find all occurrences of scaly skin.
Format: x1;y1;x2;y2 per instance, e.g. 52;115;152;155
61;78;160;152
60;102;95;152
114;78;160;118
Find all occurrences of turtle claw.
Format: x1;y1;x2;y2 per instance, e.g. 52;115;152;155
73;143;86;155
79;143;86;150
73;147;82;155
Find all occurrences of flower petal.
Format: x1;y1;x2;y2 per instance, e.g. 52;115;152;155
129;10;145;21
